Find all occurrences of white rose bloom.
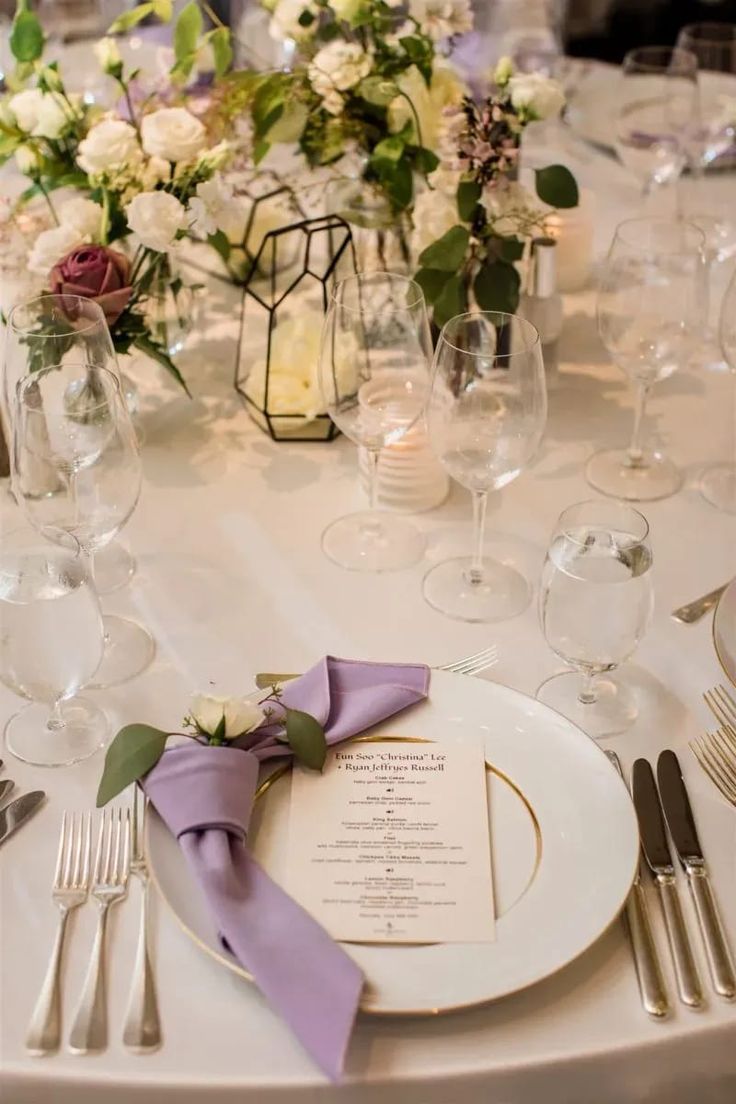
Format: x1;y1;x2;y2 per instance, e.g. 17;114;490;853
34;93;76;140
77;119;140;175
410;185;459;257
126;191;187;252
389;61;466;151
194;139;232;173
188;176;236;239
59;197;103;241
407;0;473;42
94;36;122;74
330;0;363;21
8;89;45;133
142;156;171;188
308;41;372;116
507;73;565;120
189;694;265;739
270;0;318;42
141;107;207;163
28;224;86;276
14;146;40;174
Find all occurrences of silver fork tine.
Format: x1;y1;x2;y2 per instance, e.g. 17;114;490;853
704;685;736;729
690;727;736;806
441;646;498;675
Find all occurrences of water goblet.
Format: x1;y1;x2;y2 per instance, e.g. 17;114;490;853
537;500;654;738
423;312;547;622
317;272;432;571
0;525;106;766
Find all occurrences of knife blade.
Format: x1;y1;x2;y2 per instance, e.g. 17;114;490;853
657;750;736;1000
632;759;703;1008
0;779;15;804
606;751;668;1018
0;791;45;846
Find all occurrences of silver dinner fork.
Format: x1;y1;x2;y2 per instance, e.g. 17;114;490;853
26;812;91;1055
703;684;736;730
691;726;736;808
123;787;161;1052
69;807;131;1054
438;646;498;677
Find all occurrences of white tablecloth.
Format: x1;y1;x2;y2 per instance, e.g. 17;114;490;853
2;111;736;1104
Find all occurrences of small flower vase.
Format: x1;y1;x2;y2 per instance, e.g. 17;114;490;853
144;256;198;358
327;176;411;275
358;424;449;514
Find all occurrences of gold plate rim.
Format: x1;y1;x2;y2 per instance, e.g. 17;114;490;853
712;579;736;688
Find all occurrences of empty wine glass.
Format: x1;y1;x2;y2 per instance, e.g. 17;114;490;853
587;218;706;501
423;312;547;622
13;362;154;686
537;500;654;738
0;525;106;766
615;46;698;205
317;272;432;571
5;295;137;593
677;22;736;171
700;266;736;514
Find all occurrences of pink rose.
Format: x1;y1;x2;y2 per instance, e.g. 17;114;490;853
49;245;133;326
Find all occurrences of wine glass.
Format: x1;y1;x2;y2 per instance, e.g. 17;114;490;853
423;312;547;622
13;362;155;687
5;295;137;593
317;272;432;571
614;46;698;204
0;525;107;766
700;266;736;514
677;22;736;171
537;500;654;738
587;217;706;501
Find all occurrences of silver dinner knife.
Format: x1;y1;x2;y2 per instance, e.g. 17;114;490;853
0;779;15;804
606;751;669;1018
0;791;45;846
657;750;736;1000
632;759;703;1009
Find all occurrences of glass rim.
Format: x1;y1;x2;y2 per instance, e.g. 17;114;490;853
555;499;650;547
679;21;736;46
611;217;706;254
0;524;83;576
16;362;123;414
622;44;699;73
329;272;426;312
438;311;541;358
8;294;108;339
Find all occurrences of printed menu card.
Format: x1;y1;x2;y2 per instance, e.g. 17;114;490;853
285;739;495;943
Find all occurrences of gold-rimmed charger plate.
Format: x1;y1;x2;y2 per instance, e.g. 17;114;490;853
147;671;638;1016
713;578;736;687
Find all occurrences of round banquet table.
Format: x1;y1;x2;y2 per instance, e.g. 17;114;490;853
1;74;736;1104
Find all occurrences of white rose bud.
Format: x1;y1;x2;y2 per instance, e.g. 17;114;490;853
189;694;265;739
507;73;565;121
77;119;140;175
34;93;74;140
141;107;207;164
94;36;123;76
126;190;187;252
9;89;45;133
59;196;104;241
494;55;514;86
15;146;40;175
28;224;86;276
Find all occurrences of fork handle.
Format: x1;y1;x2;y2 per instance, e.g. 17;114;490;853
26;910;69;1054
69;904;109;1054
123;878;161;1051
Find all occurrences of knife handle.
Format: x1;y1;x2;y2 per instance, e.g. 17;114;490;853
657;874;704;1008
623;882;669;1018
686;866;736;1000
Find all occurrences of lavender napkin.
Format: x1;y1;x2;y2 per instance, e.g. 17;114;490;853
143;657;430;1079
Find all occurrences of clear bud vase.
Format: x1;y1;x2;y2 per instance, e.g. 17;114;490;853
145;256;198;357
358;423;449;514
326;175;412;274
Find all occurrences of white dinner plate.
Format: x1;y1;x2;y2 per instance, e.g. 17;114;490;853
714;578;736;687
147;671;639;1015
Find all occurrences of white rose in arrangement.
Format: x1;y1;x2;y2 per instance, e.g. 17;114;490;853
141;107;207;163
141;155;171;188
14;146;40;174
28;223;86;275
189;694;265;739
188;176;236;239
308;41;372;116
389;61;466;151
8;89;45;133
270;0;319;42
408;0;473;42
194;139;232;173
507;73;565;121
77;119;140;175
330;0;364;22
94;36;122;74
494;55;514;87
9;89;74;140
410;185;459;256
59;197;104;241
126;191;187;252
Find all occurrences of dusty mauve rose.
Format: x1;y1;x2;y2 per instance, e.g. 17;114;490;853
49;245;133;326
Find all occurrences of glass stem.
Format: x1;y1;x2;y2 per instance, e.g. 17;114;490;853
627;382;650;468
87;549;110;645
578;669;598;706
469;491;488;585
366;448;380;512
47;698;66;731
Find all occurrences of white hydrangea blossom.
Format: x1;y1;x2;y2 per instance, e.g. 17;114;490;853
407;0;473;42
308;41;372;116
270;0;319;41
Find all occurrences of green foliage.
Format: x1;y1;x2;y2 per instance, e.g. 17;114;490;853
255;673;300;689
285;708;327;771
496;236;525;262
418;225;470;272
457;180;481;222
252;73;291;141
534;164;578;209
174;1;202;63
96;724;169;806
133;334;192;397
414;267;451;304
208;229;231;264
473;259;521;313
108;2;156;34
399;34;433;83
433;274;467;328
209;27;232;78
10;10;44;62
358;75;399;107
413;147;439;176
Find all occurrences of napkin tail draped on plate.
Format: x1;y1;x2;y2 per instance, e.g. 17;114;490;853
143;657;430;1078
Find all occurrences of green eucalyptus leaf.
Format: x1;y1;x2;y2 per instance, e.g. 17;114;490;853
174;1;202;63
473;259;521;314
253;137;270;164
133;335;192;397
358;75;399;106
267;101;308;143
384;157;412;209
96;724;168;806
496;236;525;262
414;267;450;305
254;672;300;689
10;10;44;63
432;273;467;328
534;164;579;209
285;708;327;771
373;135;404;163
413;147;439;175
457;180;481;222
208;228;231;263
209;27;232;77
418;225;470;272
108;2;155;35
152;0;173;20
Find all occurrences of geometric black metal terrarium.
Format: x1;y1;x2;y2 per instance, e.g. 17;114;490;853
234;214;356;441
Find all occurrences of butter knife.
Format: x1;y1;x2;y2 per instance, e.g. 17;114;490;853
632;759;703;1008
0;779;15;804
606;751;669;1018
0;791;45;846
657;750;736;1000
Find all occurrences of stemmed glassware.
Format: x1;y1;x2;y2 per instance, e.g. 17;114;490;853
587;217;706;501
0;525;106;766
614;46;698;206
5;295;137;593
12;361;154;687
537;500;654;738
423;312;547;622
317;272;432;571
700;267;736;514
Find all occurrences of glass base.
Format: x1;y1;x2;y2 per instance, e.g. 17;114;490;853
5;698;108;766
321;511;426;572
700;462;736;515
536;671;638;738
90;614;155;688
93;541;136;595
586;447;682;502
422;556;531;623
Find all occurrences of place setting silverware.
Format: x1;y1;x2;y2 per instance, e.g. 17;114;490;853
0;760;45;848
690;685;736;809
671;583;729;624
